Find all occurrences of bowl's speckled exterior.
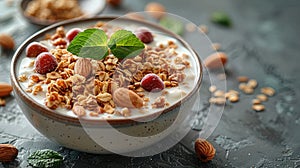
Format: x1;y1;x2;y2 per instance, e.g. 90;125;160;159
11;17;202;154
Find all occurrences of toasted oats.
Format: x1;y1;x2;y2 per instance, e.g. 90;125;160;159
228;95;239;103
256;94;268;102
199;24;208;34
209;97;226;105
121;107;131;117
247;79;258;88
214;90;225;97
252;104;265;112
209;85;217;93
243;87;254;94
186;23;196;32
18;74;28;82
237;76;249;83
252;99;261;105
261;87;275;96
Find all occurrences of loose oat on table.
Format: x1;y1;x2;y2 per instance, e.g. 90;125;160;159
256;94;268;102
261;87;275;96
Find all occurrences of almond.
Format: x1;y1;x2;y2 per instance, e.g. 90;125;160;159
0;34;15;50
0;83;13;97
74;58;93;78
0;144;18;162
194;138;215;162
204;52;227;69
113;88;143;108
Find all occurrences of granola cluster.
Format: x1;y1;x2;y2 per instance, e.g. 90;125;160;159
25;0;83;22
19;23;191;117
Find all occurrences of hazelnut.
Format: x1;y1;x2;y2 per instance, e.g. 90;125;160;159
145;2;166;19
0;34;15;50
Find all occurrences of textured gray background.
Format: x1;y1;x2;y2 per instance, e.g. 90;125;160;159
1;0;300;167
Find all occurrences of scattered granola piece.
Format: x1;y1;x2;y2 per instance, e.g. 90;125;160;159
185;23;196;32
252;99;261;105
209;85;217;93
261;87;275;97
247;79;258;88
18;74;28;82
237;76;249;83
72;105;86;117
228;94;239;103
214;90;225;97
256;94;268;102
252;104;265;112
194;138;215;162
209;97;226;105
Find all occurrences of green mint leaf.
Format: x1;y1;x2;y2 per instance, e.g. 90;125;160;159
108;30;145;59
28;149;63;168
159;17;184;35
67;28;109;60
211;11;232;27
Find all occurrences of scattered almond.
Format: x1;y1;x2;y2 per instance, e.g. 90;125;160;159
0;34;15;50
204;52;228;69
256;94;268;102
261;87;275;96
237;76;249;83
0;144;18;162
113;88;144;108
145;2;166;19
74;58;93;78
252;104;265;112
0;83;13;97
194;138;215;162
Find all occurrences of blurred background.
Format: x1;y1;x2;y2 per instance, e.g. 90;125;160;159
0;0;300;167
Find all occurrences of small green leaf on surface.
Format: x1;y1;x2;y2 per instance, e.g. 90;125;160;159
159;17;184;35
211;11;232;27
67;28;109;60
27;149;63;168
108;30;145;59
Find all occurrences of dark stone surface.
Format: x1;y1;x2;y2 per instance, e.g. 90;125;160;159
1;0;300;167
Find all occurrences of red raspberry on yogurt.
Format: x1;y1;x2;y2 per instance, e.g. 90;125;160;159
141;73;164;92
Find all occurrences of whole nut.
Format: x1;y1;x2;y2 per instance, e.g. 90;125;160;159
113;88;144;108
0;34;15;50
204;52;228;69
106;0;122;6
145;2;166;19
0;144;18;162
194;138;216;162
74;58;93;78
0;83;13;97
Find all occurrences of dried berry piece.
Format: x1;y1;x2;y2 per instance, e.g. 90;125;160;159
135;27;153;44
66;28;82;42
141;73;164;92
195;138;215;162
34;52;58;74
26;42;49;57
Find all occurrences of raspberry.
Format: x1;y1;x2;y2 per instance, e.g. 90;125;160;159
141;73;164;92
26;42;49;57
135;27;154;44
34;52;58;74
66;28;82;42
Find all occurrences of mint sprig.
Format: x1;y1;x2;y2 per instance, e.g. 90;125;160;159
27;149;63;168
67;29;145;60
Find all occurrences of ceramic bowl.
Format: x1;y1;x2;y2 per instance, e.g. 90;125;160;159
19;0;106;26
11;16;202;154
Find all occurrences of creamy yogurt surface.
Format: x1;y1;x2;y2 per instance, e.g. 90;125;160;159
18;24;200;120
